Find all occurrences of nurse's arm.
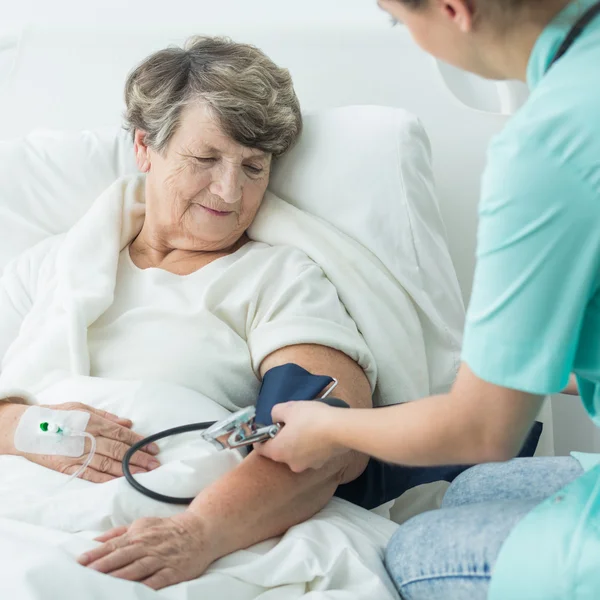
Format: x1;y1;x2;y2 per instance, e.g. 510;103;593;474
265;363;543;471
332;362;542;465
562;374;579;396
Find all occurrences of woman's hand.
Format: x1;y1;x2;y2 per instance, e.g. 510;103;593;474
77;513;216;590
254;401;348;473
1;401;160;483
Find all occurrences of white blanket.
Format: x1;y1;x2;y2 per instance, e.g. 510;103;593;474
0;378;399;600
0;176;403;599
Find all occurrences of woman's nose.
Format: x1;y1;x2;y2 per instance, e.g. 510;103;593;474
211;165;243;204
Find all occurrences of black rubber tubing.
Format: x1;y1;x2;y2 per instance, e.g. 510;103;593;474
122;421;217;505
122;398;350;505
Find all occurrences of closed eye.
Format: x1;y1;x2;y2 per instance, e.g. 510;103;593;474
244;165;263;175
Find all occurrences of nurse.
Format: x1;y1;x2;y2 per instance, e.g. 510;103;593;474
256;0;600;598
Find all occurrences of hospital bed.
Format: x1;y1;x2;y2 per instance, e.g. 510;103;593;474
0;16;555;600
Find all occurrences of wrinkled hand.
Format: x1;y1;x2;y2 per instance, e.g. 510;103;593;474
78;513;216;590
5;402;160;483
254;401;347;473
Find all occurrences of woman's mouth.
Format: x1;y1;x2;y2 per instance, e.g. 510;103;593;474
199;206;232;217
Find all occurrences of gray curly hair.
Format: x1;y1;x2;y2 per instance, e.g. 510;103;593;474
124;36;302;157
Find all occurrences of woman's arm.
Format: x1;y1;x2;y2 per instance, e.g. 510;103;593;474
186;343;371;559
79;343;373;588
0;402;26;454
257;363;544;473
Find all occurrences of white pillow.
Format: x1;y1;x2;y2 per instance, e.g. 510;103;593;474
270;107;464;393
0;106;463;395
0;128;137;268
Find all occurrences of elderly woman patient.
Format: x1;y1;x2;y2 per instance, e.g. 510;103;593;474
0;37;374;589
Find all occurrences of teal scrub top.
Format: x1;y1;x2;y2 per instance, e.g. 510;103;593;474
458;0;600;597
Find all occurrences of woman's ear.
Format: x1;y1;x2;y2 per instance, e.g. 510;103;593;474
133;130;152;173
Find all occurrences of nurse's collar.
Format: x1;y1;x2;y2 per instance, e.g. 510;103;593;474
527;0;599;89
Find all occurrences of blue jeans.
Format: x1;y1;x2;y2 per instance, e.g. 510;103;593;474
384;457;583;600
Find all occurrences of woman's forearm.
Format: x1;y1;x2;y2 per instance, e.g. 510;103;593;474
187;449;367;561
184;342;370;559
0;401;24;455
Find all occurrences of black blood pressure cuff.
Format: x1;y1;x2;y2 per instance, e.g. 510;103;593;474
255;363;335;426
257;364;544;511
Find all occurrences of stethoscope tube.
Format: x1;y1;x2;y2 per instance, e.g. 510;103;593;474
549;1;600;68
122;421;217;505
122;397;350;505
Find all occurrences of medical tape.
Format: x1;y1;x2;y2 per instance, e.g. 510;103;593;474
14;406;91;457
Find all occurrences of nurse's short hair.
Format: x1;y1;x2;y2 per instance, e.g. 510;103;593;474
394;0;562;21
124;36;302;158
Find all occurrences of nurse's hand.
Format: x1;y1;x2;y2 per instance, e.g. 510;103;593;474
254;401;349;472
78;513;215;590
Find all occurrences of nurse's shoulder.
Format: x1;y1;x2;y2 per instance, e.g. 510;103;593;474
487;40;600;196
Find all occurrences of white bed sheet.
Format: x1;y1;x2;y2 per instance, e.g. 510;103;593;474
0;378;399;600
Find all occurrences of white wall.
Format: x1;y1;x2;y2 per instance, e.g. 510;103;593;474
4;0;390;29
552;394;600;456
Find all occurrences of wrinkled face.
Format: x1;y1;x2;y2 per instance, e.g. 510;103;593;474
378;0;499;79
135;103;272;252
